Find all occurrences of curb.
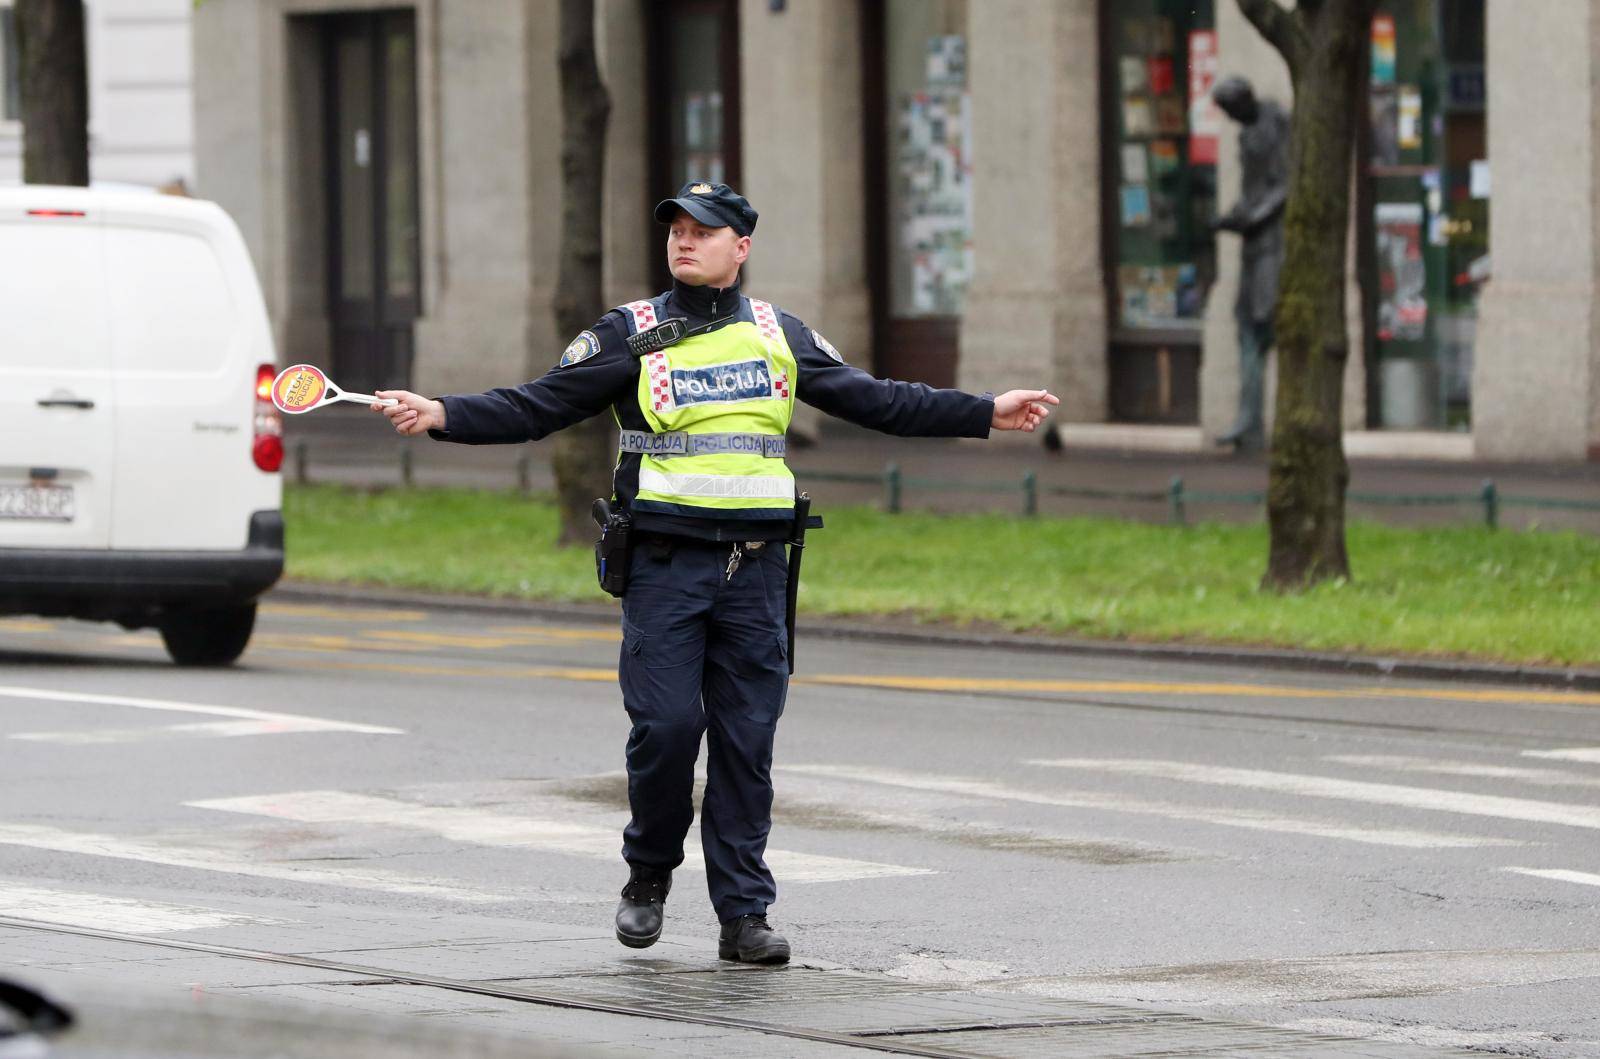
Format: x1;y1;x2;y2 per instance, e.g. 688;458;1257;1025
268;580;1600;693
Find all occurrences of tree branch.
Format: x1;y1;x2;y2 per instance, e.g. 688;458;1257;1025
1235;0;1307;72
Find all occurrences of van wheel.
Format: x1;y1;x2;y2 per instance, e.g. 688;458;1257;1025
158;604;257;667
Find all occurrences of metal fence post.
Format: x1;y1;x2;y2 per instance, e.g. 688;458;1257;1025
399;447;414;487
1481;479;1499;530
294;441;309;485
516;452;532;493
1168;475;1186;526
1022;471;1038;517
885;462;902;514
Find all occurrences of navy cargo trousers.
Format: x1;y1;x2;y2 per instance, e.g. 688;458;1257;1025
618;535;790;922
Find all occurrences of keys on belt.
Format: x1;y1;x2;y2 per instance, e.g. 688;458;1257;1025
724;541;766;581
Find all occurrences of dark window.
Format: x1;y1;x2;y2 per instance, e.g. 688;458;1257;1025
646;0;742;289
2;6;21;123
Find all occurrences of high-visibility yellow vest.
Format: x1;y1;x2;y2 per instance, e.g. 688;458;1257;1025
618;297;796;520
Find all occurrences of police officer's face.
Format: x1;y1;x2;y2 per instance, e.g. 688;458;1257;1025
667;212;750;288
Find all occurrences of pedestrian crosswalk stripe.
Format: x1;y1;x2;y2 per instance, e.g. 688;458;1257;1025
1326;754;1600;789
1032;759;1600;831
1522;747;1600;764
779;765;1512;848
0;882;282;934
0;823;505;902
0;684;402;737
188;790;935;883
1503;867;1600;889
11;719;370;745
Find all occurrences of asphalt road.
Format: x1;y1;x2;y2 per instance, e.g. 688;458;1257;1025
3;596;1599;1057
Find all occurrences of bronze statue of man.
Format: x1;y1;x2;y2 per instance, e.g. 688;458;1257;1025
1212;76;1290;453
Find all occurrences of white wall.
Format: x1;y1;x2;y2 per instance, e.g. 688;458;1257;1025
0;0;193;188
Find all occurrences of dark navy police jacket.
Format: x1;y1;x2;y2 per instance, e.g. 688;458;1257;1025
430;278;995;542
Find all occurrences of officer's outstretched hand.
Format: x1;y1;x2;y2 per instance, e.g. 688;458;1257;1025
372;390;447;436
990;389;1059;433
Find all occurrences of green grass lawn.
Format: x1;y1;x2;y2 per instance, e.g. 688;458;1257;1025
283;484;1600;667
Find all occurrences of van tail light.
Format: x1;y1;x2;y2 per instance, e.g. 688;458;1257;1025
253;363;284;472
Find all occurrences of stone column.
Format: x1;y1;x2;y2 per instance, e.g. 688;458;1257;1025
1472;0;1596;460
961;0;1103;425
1202;0;1365;444
192;1;282;347
597;0;651;308
412;0;544;395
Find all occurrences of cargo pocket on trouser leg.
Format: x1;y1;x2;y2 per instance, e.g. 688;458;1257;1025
619;615;706;724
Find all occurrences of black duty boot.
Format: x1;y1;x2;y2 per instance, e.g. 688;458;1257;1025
615;866;671;949
718;914;790;965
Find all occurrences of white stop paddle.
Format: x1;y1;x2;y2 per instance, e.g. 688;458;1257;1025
270;363;398;414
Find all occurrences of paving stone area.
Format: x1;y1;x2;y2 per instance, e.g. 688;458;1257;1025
492;963;1480;1057
7;919;1485;1058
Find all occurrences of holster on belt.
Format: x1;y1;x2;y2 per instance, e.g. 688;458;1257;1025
591;498;633;598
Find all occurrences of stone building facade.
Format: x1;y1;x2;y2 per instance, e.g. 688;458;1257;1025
1;0;195;188
189;0;1597;462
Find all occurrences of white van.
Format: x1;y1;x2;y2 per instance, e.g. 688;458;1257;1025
0;186;284;665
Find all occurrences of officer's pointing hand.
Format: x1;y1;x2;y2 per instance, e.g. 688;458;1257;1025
372;390;447;436
990;389;1060;433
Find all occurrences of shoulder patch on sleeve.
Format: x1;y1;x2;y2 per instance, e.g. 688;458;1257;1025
810;329;844;364
558;330;601;367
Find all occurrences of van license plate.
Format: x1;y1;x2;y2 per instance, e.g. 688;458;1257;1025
0;484;76;522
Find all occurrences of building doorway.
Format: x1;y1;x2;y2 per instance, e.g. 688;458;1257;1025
321;9;420;394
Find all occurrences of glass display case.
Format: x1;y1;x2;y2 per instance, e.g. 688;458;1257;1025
1363;0;1486;430
1102;0;1217;422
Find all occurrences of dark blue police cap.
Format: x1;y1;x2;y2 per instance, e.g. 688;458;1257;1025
653;182;758;237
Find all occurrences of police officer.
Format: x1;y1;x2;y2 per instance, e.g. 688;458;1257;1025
373;182;1058;965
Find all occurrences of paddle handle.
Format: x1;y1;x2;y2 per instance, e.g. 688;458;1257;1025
333;392;397;407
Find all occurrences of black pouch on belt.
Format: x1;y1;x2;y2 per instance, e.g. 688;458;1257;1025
591;498;633;598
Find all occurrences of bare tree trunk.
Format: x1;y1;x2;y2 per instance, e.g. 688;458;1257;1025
549;0;614;547
1237;0;1372;588
16;0;89;186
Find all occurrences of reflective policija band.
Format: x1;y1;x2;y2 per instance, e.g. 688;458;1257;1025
637;467;796;501
619;429;787;459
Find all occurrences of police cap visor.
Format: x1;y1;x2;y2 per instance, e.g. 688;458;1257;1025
653;182;758;236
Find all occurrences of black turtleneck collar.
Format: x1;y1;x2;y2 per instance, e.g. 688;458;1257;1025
668;276;741;324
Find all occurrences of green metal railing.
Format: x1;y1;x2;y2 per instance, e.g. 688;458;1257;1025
782;465;1600;529
290;442;1600;529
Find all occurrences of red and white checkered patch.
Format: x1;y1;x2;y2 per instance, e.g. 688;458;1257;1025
645;351;674;413
749;298;781;342
772;372;790;400
622;299;658;333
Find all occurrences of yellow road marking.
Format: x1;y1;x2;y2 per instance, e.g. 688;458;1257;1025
255;647;1600;708
270;653;616;682
0;620;57;634
360;629;548;650
262;603;428;623
252;633;435;654
483;624;621;643
802;674;1600;708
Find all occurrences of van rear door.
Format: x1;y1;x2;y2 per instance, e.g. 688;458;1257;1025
0;205;115;550
104;206;269;551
